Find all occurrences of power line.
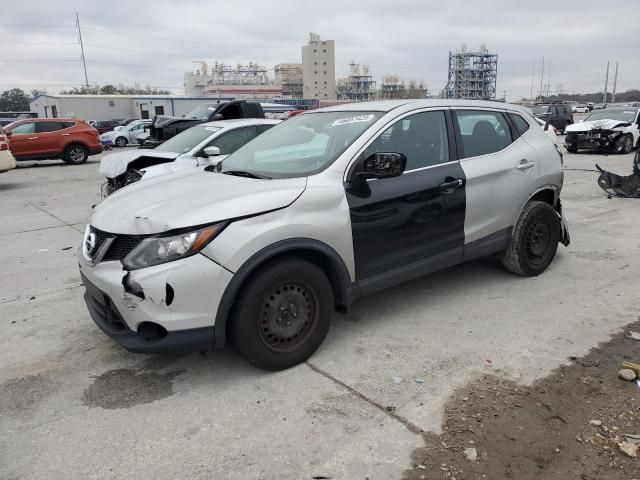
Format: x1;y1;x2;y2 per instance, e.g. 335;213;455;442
82;26;295;49
76;12;89;86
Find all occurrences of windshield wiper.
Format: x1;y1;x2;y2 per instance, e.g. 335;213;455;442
222;170;271;179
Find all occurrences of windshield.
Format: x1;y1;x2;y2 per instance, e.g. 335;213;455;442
185;103;223;120
155;126;221;154
530;105;551;115
584;109;637;123
220;111;384;179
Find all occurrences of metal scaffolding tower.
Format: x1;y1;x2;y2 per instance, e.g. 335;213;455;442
337;61;376;102
444;45;498;100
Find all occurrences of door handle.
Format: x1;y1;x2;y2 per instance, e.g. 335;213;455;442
27;137;38;140
439;178;463;192
62;133;71;136
516;159;535;171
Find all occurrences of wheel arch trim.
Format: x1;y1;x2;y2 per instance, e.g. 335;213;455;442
213;238;353;349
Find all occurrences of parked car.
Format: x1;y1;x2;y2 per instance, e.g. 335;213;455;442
534;116;559;143
573;104;589;113
100;119;280;194
136;132;149;145
593;103;607;110
142;100;265;149
93;120;122;134
530;103;574;133
565;107;640;154
79;100;569;370
4;118;102;164
118;118;139;127
0;130;16;173
587;102;594;111
100;119;152;148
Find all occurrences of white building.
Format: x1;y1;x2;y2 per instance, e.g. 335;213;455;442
29;95;234;121
302;33;336;100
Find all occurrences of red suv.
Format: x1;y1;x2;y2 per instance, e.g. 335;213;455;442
4;118;102;164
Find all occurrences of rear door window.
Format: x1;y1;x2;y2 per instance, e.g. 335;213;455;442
36;121;65;133
453;110;513;158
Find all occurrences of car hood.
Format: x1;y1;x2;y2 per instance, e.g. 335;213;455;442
99;150;181;178
89;168;307;234
139;154;229;180
566;119;631;132
152;115;203;129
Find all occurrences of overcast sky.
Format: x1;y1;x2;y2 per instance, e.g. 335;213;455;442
1;0;638;100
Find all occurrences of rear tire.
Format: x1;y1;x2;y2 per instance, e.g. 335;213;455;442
566;144;578;153
63;144;88;164
502;201;560;276
229;258;334;371
115;136;127;147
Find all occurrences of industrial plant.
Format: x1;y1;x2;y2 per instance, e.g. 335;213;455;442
182;35;500;105
443;45;498;100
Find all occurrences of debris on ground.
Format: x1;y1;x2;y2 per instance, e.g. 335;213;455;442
403;319;640;480
463;447;478;462
618;441;638;458
622;361;640;377
618;368;637;381
61;246;72;251
628;331;640;341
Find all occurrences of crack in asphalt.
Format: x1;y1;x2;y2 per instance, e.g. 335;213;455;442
306;361;427;438
17;196;84;234
0;223;85;237
0;284;84;306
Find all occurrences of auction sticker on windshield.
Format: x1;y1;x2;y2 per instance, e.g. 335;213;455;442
331;114;375;127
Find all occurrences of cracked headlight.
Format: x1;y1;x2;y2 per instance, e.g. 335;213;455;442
122;223;226;270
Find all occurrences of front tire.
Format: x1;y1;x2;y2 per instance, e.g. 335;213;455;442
618;134;633;154
229;258;334;371
115;136;127;147
502;201;560;276
63;144;88;164
566;144;578;153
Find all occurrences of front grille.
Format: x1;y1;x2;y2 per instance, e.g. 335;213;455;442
103;235;145;261
90;226;144;262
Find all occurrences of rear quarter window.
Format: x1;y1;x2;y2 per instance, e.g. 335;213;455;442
508;113;531;135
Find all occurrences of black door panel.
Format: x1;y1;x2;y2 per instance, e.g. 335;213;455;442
346;161;466;280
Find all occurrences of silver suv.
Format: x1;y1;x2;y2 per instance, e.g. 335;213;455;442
79;100;570;370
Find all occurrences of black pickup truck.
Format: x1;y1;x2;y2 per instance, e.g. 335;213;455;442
141;100;265;149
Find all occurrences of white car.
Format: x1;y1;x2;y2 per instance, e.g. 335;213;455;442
99;118;281;194
0;131;16;174
534;117;559;143
572;105;589;113
100;120;152;147
565;107;640;154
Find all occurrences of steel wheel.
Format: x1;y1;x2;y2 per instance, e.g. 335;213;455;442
525;217;551;266
258;282;318;353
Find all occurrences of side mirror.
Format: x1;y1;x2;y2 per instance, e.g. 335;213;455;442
203;146;221;157
211;113;224;121
544;119;550;131
357;152;406;180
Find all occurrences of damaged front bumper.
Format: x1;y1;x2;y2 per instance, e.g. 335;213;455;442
79;252;233;353
565;130;628;153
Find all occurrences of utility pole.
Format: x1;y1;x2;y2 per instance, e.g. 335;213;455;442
530;61;535;102
603;61;610;104
612;61;619;103
76;12;89;87
539;57;545;101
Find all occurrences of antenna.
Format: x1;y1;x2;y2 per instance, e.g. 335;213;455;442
76;12;89;87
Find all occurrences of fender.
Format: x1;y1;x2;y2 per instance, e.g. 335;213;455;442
213;238;353;349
